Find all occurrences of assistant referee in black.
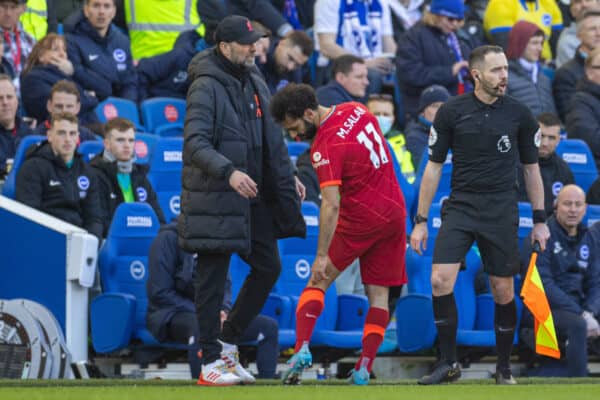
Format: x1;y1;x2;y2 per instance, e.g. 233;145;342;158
410;45;550;385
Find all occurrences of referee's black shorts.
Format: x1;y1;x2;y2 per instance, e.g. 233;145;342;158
432;190;520;277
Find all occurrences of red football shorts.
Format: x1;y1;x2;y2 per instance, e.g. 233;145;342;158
328;217;407;287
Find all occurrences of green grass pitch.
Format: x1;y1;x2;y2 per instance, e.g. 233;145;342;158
0;378;599;400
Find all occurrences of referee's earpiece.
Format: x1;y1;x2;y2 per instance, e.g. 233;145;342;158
474;74;480;81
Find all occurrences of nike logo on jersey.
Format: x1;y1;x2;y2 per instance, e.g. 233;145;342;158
497;326;514;333
89;54;99;61
305;313;317;319
49;180;61;186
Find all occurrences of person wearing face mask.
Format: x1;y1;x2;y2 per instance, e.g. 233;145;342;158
367;93;415;183
404;84;450;169
90;117;165;237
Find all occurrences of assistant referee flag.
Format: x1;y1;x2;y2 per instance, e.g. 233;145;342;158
520;244;561;359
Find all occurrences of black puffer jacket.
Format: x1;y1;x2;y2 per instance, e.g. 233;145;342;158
15;141;103;241
90;152;166;237
566;79;600;170
178;48;305;254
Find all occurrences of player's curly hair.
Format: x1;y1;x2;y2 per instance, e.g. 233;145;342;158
270;83;319;124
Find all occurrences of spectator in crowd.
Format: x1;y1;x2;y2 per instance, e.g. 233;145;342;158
258;30;313;94
520;185;600;377
0;0;35;92
396;0;473;118
20;34;99;126
227;0;295;38
65;0;138;103
517;113;574;217
136;45;198;101
26;80;98;143
483;0;563;61
15;111;102;241
367;93;415;182
276;0;315;30
389;0;424;36
123;0;204;60
19;0;48;40
314;0;396;93
405;84;450;169
506;21;557;117
146;222;279;380
90;117;165;237
316;55;369;107
554;10;600;122
566;47;600;171
586;175;600;205
0;74;30;178
556;0;600;68
179;15;305;386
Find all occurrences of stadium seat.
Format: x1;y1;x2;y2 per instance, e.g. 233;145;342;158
134;132;158;164
95;97;143;131
146;137;183;222
140;97;186;135
518;202;533;249
584;204;600;227
386;140;415;235
228;254;296;348
286;141;309;165
78;140;104;162
1;135;45;199
92;203;162;352
412;150;452;213
556;139;598;192
396;203;441;352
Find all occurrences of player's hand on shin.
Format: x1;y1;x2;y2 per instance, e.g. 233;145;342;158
311;255;329;284
410;223;428;256
531;223;550;252
229;170;258;199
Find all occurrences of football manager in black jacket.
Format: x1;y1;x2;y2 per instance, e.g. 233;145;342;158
178;15;306;386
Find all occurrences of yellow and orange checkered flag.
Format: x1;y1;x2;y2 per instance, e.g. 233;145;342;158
520;242;561;359
521;241;560;359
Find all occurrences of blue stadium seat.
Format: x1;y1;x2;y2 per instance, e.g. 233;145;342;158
228;254;295;347
556;139;598;192
146;137;183;222
396;203;442;352
134;132;158;164
584;204;600;227
412;150;453;213
1;135;45;199
386;140;415;235
518;202;533;249
78;140;104;162
91;203;161;352
95;97;143;131
286;141;309;165
140;97;186;135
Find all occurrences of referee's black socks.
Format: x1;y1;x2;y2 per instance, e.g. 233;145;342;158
433;293;458;365
494;299;517;371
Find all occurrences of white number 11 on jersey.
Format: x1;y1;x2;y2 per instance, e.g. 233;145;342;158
357;122;389;168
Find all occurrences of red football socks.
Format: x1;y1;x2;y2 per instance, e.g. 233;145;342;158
355;307;389;372
294;287;325;352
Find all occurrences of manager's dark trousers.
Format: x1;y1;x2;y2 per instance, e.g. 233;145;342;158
194;202;281;365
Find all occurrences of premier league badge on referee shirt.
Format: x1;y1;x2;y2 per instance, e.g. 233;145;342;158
497;135;511;153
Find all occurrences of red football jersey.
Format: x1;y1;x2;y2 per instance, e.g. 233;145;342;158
311;102;406;235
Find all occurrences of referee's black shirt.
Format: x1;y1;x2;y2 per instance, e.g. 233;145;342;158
429;93;540;193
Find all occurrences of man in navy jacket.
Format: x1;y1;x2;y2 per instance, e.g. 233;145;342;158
521;185;600;376
65;0;137;102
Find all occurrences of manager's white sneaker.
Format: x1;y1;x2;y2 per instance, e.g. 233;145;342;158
219;340;256;384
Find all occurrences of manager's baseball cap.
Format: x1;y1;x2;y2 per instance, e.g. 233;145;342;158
214;15;267;45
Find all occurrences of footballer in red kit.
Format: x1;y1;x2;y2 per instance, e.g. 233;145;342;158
270;83;407;385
